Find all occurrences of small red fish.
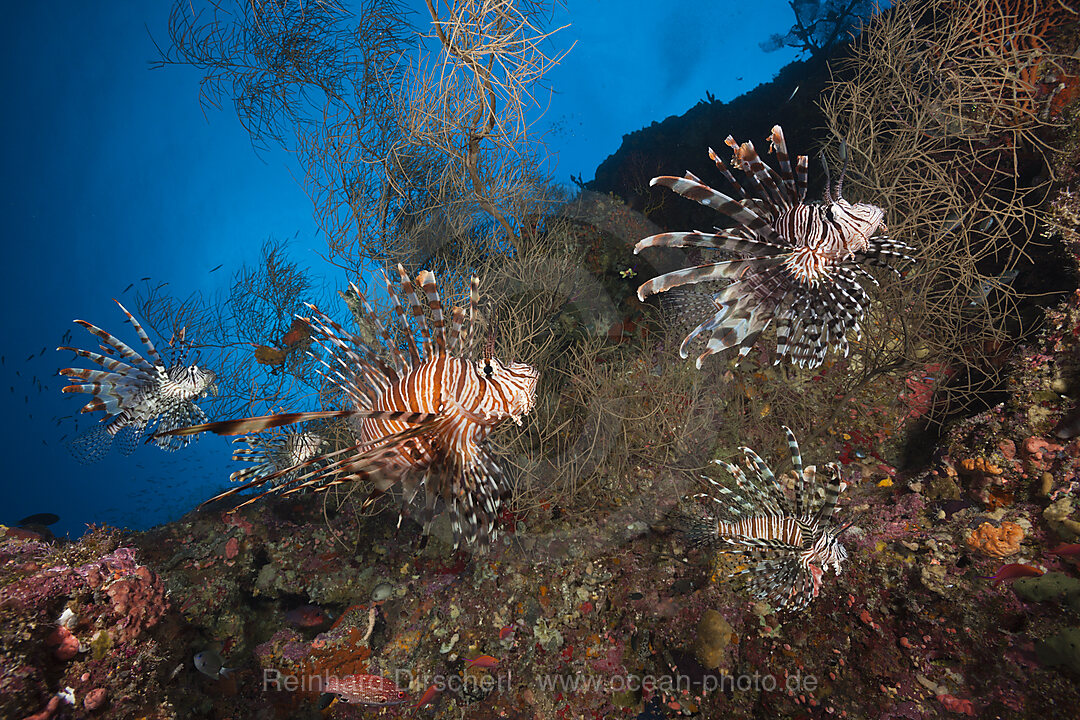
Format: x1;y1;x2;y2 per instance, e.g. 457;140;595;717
324;674;407;706
465;654;499;669
982;563;1044;583
1050;543;1080;556
285;605;333;628
412;683;440;709
280;317;311;348
498;625;515;641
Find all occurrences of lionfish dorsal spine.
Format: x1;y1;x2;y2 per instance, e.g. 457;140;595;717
448;306;466;356
416;270;447;354
384;268;421;367
814;463;844;528
115;301;164;367
463;276;480;357
396;264;434;361
767;126;799;202
706;147;747;199
73;319;156;374
783;425;808;518
347;281;408;376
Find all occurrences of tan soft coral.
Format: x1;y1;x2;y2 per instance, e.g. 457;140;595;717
966;521;1024;558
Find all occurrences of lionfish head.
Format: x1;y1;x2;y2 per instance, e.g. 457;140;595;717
168;364;219;398
192;366;219;396
475;357;539;424
826;198;886;254
821;530;849;576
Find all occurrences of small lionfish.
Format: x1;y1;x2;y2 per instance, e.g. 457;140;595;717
635;125;915;368
58;300;218;462
157;265;539;550
229;427;327;488
685;427;849;611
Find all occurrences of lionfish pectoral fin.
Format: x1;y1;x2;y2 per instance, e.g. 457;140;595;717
155;409;439;439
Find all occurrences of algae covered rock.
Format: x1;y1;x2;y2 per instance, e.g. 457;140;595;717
693;609;733;669
1013;572;1080;611
1036;626;1080;674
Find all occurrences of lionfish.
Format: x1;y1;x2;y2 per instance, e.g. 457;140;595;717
57;300;218;463
157;265;539;550
635;125;915;368
684;427;849;611
228;427;328;488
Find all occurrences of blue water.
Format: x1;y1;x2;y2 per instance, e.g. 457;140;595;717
0;1;801;539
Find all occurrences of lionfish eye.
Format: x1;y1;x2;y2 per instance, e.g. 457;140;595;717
483;361;493;377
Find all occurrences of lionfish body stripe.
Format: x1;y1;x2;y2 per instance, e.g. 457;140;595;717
57;300;218;462
687;427;848;611
635;125;915;368
162;265;538;550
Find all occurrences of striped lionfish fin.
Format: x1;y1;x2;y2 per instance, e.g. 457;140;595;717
200;420;439;508
257;421;442;504
814;462;844;528
67;425;114;464
707;146;748;200
463;276;480;357
715;459;785;518
348;282;408;376
738;445;792;515
70;319;157;374
57;347;155;383
648;174;784;246
634;230;787;256
151;400;209;451
397;264;434;361
636;256;782;301
384;267;421;367
766;125;799;206
723;137;786;216
303;305;394;408
417;270;447;354
783;426;807;517
114;300;164;367
731;554;809;610
153;409;439;439
447;306;466;356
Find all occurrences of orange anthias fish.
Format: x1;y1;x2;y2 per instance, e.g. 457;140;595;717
498;625;515;641
1050;543;1080;556
465;654;499;669
982;563;1044;584
413;683;440;709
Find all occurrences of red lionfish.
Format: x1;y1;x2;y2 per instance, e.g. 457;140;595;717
635;125;915;368
157;265;539;550
685;427;848;611
57;300;218;462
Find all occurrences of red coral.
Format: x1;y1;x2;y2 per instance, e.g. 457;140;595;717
105;565;168;643
46;626;79;661
1022;436;1062;471
224;537;240;560
939;693;976;716
83;688;107;711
